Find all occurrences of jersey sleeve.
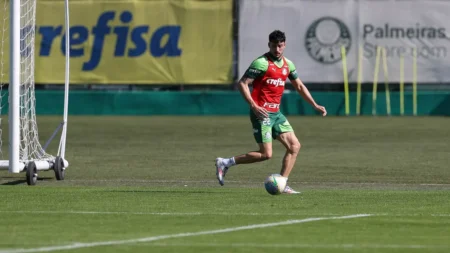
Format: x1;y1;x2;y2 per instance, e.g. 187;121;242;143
243;57;268;79
286;59;299;80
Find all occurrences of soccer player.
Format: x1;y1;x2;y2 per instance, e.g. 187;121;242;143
215;30;327;194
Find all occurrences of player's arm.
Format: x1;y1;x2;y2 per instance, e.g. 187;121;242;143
237;75;256;107
291;77;327;116
238;75;269;119
238;59;269;118
287;62;327;116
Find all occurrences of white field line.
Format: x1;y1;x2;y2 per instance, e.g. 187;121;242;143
143;242;449;249
59;179;450;186
2;178;449;187
0;210;356;216
0;214;371;253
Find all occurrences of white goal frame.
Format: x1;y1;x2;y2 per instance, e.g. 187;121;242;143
0;0;70;184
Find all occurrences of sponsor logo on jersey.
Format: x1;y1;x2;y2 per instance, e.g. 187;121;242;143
263;102;280;109
266;78;285;87
249;68;261;74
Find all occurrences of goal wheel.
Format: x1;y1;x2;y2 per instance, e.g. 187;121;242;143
54;156;65;181
26;162;37;186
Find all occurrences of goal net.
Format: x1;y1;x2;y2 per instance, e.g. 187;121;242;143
0;0;69;185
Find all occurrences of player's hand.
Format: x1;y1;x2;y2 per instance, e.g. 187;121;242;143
251;105;269;120
314;104;327;116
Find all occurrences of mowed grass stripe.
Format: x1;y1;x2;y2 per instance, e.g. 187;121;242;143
141;242;449;249
0;214;371;253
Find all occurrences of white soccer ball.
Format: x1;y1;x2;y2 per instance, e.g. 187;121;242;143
264;174;287;195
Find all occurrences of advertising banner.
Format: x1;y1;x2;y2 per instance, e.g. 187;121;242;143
359;0;450;83
239;0;450;83
3;0;233;84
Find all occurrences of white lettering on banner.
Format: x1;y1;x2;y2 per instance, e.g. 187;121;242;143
358;1;450;83
362;23;448;60
362;24;446;40
238;0;450;83
263;102;280;109
266;78;285;87
363;42;447;59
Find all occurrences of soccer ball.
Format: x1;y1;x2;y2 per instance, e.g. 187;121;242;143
264;174;287;195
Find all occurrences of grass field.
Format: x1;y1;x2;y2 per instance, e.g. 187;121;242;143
0;116;449;253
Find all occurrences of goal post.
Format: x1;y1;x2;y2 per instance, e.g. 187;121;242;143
9;0;20;174
0;0;70;185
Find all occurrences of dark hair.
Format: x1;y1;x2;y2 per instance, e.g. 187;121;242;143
269;30;286;43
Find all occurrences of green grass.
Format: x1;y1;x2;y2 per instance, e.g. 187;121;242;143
0;116;449;253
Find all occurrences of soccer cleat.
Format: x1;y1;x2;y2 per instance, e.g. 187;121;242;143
283;185;301;194
215;157;229;186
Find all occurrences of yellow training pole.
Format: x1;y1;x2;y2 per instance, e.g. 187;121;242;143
381;47;391;116
356;45;363;116
372;46;381;116
413;47;418;116
399;54;404;116
341;45;349;116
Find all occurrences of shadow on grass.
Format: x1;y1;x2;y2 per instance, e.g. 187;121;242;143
105;189;233;194
1;176;54;185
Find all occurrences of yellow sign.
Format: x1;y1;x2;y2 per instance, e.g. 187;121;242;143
4;0;233;84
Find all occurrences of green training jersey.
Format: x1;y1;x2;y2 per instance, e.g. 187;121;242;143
243;54;298;80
